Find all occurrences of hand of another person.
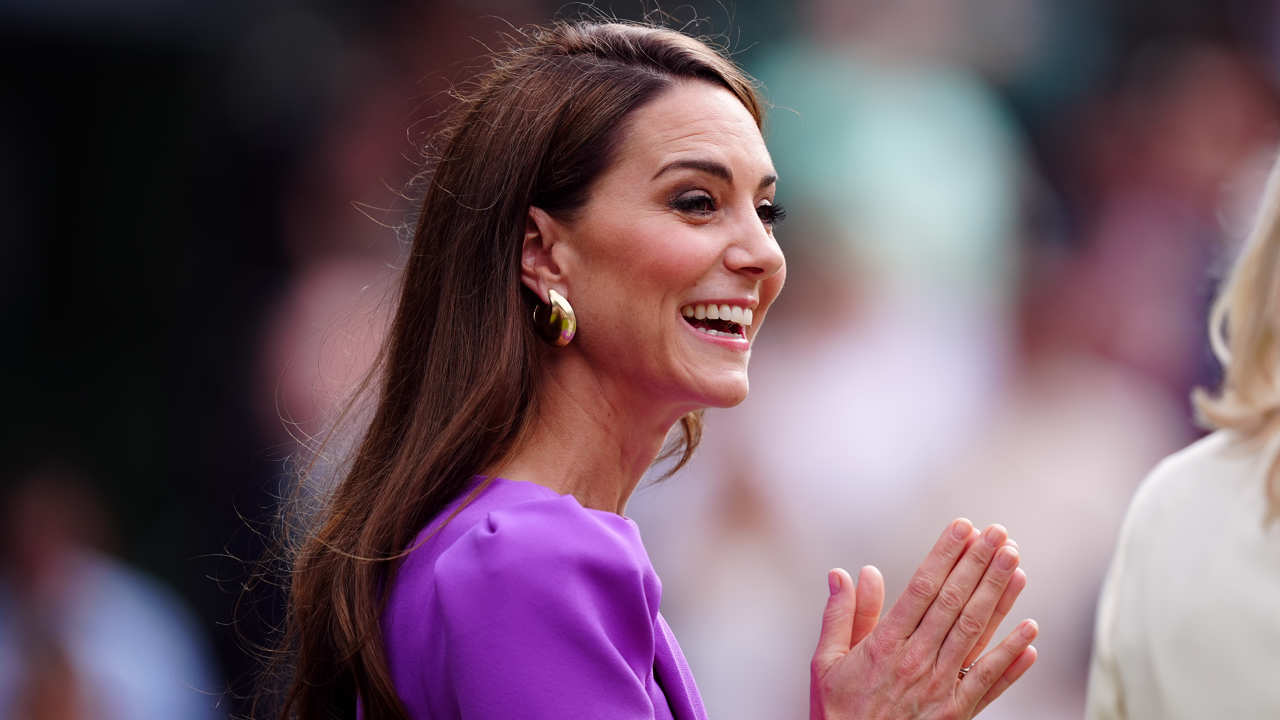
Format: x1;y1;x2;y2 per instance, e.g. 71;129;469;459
809;519;1038;720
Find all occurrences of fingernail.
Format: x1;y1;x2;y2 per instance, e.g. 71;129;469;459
997;547;1018;570
828;569;842;596
952;519;972;539
1020;620;1038;639
984;524;1007;547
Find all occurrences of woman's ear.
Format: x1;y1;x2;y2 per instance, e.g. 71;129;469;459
521;206;566;300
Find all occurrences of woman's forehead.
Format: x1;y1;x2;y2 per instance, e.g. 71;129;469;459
614;81;774;181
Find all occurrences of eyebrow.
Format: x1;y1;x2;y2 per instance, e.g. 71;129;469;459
652;158;777;191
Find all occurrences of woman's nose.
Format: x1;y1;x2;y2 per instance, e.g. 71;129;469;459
724;214;785;278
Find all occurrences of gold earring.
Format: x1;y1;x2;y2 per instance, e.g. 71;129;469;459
532;288;576;346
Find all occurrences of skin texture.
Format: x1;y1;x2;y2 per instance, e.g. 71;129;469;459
499;79;1038;717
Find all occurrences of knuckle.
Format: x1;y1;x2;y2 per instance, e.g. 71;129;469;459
822;605;844;625
982;569;1008;591
972;662;1000;687
962;547;991;568
893;647;927;681
893;656;917;682
955;612;984;640
868;632;896;665
936;586;966;613
906;575;938;602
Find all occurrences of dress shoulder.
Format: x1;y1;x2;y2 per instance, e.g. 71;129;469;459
426;491;666;719
434;492;659;604
1086;430;1276;719
1121;430;1253;533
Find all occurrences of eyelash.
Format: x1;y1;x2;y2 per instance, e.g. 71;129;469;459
758;203;787;226
670;192;788;227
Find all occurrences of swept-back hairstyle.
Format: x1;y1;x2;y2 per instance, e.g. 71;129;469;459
272;20;763;720
1193;151;1280;522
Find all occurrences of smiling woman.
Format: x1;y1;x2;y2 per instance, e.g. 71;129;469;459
518;79;785;426
268;20;1038;720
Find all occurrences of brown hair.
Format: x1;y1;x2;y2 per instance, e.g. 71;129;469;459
272;20;763;719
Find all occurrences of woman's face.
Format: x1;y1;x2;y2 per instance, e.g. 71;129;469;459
544;80;786;415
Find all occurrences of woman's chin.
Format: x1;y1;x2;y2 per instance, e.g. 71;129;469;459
693;376;751;409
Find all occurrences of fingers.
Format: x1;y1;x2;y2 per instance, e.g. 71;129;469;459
935;538;1021;668
849;565;884;647
958;619;1039;712
911;524;1011;654
962;566;1026;669
881;518;975;639
812;568;857;674
974;645;1037;715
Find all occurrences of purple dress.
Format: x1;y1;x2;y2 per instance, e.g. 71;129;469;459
380;477;709;719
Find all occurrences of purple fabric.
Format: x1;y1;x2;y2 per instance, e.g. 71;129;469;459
378;477;709;719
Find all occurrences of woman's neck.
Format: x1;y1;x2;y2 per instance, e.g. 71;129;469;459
484;354;685;514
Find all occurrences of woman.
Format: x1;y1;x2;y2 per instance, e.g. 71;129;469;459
1085;152;1280;719
276;20;1039;719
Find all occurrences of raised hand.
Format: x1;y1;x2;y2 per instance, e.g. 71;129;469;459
810;519;1038;720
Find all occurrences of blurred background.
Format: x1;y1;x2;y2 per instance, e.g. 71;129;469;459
3;0;1278;717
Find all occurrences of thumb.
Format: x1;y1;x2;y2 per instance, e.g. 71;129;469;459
812;568;856;674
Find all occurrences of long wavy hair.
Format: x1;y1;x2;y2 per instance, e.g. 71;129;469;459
1193;150;1280;522
269;20;764;720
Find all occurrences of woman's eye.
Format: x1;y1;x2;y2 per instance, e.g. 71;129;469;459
757;202;787;227
671;192;717;215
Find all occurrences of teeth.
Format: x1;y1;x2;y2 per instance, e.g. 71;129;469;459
679;303;755;326
694;326;740;338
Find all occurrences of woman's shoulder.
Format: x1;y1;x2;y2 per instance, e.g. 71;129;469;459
436;481;653;579
382;480;667;715
392;478;660;612
1110;430;1267;562
1127;431;1255;518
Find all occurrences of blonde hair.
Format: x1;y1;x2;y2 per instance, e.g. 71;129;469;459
1193;151;1280;521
